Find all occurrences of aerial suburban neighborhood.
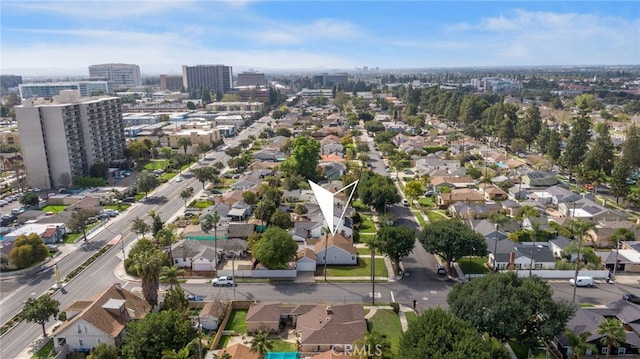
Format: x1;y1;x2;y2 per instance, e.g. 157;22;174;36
1;1;640;359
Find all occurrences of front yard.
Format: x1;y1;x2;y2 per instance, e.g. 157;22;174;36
458;257;490;274
368;309;402;356
358;214;377;234
321;257;388;277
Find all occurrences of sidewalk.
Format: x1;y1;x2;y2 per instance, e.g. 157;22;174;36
364;304;414;332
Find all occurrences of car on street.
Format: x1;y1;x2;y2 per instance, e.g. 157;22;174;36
122;197;136;203
401;199;409;206
623;294;640;304
436;265;447;275
187;294;204;302
211;276;235;287
569;276;593;287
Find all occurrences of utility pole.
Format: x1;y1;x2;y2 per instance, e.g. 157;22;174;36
571;202;580;303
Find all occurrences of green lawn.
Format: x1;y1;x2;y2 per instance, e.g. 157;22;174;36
191;200;213;209
218;335;231;349
41;205;66;213
142;160;169;170
416;197;434;207
31;339;53;359
324;257;387;277
224;310;247;333
425;210;447;222
161;172;177;181
458;257;490;274
508;339;546;359
404;311;418;326
579;303;595;307
269;339;297;352
359;215;377;234
103;204;130;211
414;213;427;229
353;199;369;211
357;247;381;256
368;309;402;356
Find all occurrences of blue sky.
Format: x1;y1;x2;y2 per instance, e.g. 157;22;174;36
1;1;638;76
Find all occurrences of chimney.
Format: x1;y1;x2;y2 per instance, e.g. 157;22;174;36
326;305;333;315
507;252;516;270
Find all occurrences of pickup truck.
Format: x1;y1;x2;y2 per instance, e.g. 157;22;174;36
211;276;235;287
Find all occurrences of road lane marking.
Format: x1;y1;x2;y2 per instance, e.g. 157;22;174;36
390;291;395;303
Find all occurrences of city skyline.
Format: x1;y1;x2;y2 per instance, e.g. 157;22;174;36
1;0;638;77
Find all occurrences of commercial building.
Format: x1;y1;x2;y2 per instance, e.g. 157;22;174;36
236;71;266;87
88;63;141;88
19;81;111;99
15;90;125;189
159;75;184;91
313;73;349;87
0;74;23;91
182;65;232;94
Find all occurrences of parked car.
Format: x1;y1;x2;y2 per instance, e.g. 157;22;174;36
569;276;593;287
211;276;235;287
623;294;640;304
122;197;136;203
11;207;25;215
436;265;447;275
211;189;222;194
0;200;7;207
187;294;204;302
401;199;409;206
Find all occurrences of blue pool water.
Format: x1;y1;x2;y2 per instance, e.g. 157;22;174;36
265;353;299;359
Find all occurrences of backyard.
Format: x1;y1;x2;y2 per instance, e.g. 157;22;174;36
224;309;247;334
321;257;387;277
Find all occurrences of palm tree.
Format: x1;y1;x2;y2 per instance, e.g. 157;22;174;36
596;318;626;359
214;352;232;359
488;213;509;272
131;217;151;238
364;235;384;305
202;211;221;268
249;330;273;358
161;346;190;359
160;265;183;289
353;330;392;359
571;218;597;303
132;249;164;306
564;329;597;359
177;137;192;155
610;228;635;277
179;188;193;207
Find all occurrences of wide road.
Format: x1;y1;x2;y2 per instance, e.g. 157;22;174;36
0;118;270;358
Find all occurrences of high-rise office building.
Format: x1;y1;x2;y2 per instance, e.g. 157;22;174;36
236;71;266;87
88;63;141;88
1;74;23;91
18;81;111;99
159;75;184;91
182;65;232;94
15;90;125;189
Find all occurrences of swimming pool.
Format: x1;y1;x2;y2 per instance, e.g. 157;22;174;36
265;352;299;359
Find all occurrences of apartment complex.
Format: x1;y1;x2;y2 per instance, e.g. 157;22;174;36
88;63;141;88
182;65;232;94
159;75;183;91
236;71;266;87
19;81;111;99
15;90;125;189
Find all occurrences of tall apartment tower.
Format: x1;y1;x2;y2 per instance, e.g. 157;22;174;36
15;90;125;189
236;71;266;87
159;75;184;91
182;65;232;94
88;63;141;88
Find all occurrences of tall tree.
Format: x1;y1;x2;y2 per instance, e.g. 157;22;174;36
596;318;626;359
132;248;165;306
419;219;487;271
546;127;562;162
252;226;297;269
9;233;49;269
148;210;164;236
560;113;592;183
583;122;615;175
179;188;193;206
516;102;542;150
622;124;640;169
162;286;189;314
121;310;195;359
177;138;192;155
135;171;160;197
447;272;576;348
357;172;401;213
610;157;632;205
131;217;151;238
377;226;415;266
160;265;183;289
280;137;320;180
22;296;60;337
20;191;40;207
399;308;509;359
68;209;98;242
191;166;217;190
202;210;221;266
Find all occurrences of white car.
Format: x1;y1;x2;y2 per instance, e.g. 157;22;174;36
402;199;409;206
211;276;235;287
175;177;183;182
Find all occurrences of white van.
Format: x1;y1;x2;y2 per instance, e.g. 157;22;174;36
569;276;593;287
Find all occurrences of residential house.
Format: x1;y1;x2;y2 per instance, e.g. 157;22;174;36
319;161;347;180
292;221;324;242
320;135;341;146
603;242;640;273
522;171;557;187
228;200;252;221
488;242;556;271
230;176;261;191
227;223;255;240
221;190;245;205
414;155;461;176
559;197;625;222
437;189;485;208
296;248;317;272
53;284;151;353
521;217;554;232
549;236;573;258
501;200;523;217
448;202;501;220
297;304;367;353
2;223;66;244
321;143;344;157
314;233;357;265
473;219;510;241
199;203;231;222
430;176;476;191
199;301;227;330
478;183;508;201
171;239;219;270
218;344;259;359
531;186;580;206
252;149;286;161
246;303;287;333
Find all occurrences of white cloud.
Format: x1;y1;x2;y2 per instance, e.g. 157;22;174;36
3;0;196;19
244;18;364;45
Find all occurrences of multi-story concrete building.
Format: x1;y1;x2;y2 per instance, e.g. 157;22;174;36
159;75;184;91
313;73;349;87
236;71;266;87
19;81;111;99
0;74;23;91
182;65;232;94
88;63;141;88
15;90;125;189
